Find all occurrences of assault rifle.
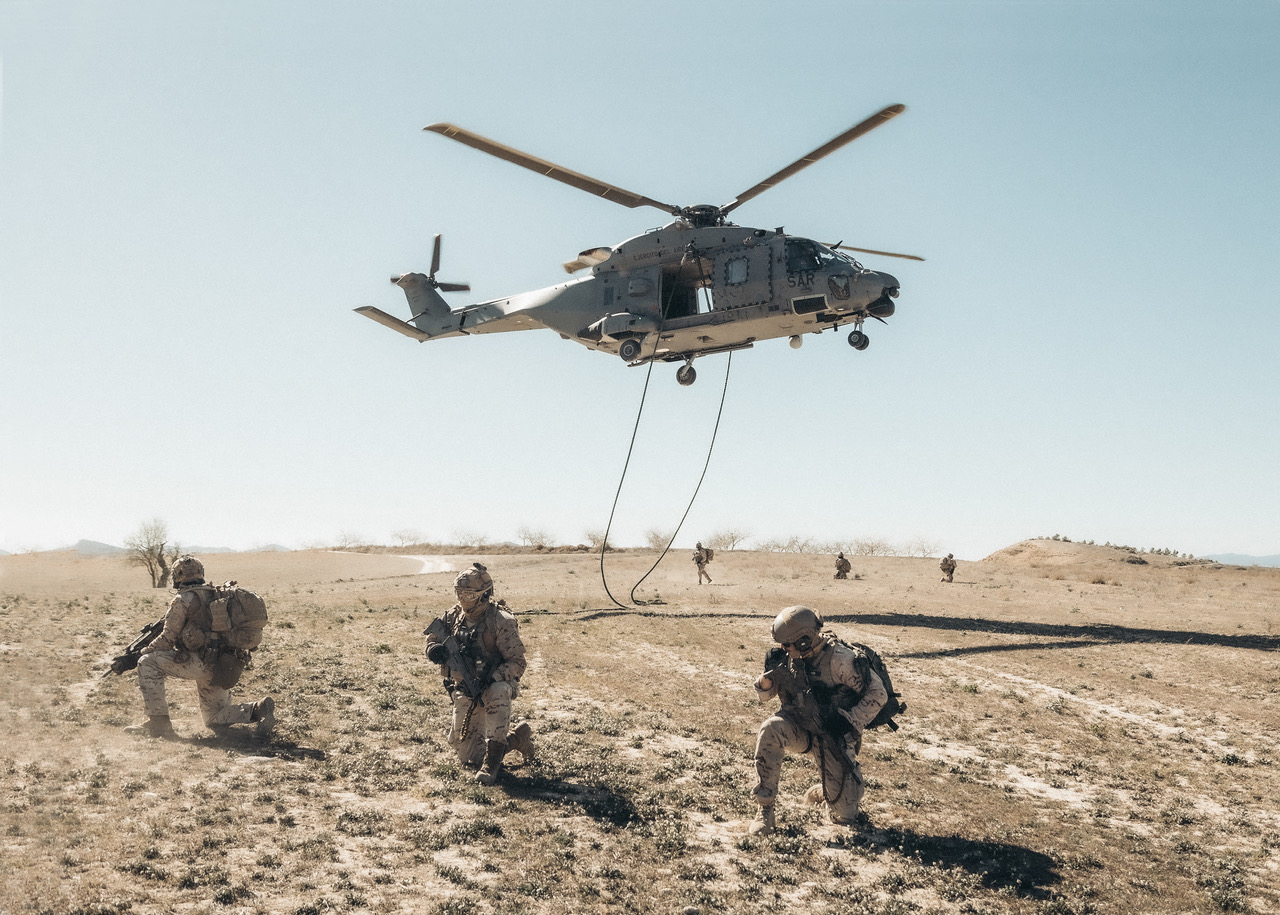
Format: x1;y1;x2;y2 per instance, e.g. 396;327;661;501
424;617;488;700
104;617;165;677
762;647;856;741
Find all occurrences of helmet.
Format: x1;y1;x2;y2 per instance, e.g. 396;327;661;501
454;562;493;604
771;605;823;655
837;552;844;559
172;555;205;586
947;553;954;559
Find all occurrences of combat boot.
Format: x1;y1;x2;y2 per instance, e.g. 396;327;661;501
748;804;776;837
508;722;535;763
476;738;507;785
251;697;275;736
125;715;176;739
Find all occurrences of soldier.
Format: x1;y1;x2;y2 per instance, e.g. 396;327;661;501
750;606;887;837
939;553;956;583
834;552;852;580
125;555;274;739
424;563;535;784
693;541;713;584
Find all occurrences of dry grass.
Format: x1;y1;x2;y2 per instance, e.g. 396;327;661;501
2;542;1278;914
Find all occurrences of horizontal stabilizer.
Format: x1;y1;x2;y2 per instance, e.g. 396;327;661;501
353;306;431;342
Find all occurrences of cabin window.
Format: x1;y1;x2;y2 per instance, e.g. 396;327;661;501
628;277;654;297
792;295;827;315
724;256;749;286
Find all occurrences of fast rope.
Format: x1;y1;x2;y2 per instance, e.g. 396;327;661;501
597;246;733;609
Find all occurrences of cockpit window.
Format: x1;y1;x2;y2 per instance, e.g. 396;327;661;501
785;239;838;273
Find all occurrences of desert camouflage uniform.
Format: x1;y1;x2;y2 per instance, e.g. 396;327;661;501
693;544;712;584
426;598;527;767
753;636;887;824
834;555;852;579
940;554;956;583
137;585;259;727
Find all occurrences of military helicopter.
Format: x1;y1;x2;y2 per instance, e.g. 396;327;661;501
356;104;922;385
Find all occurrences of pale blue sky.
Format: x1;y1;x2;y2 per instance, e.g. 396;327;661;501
2;0;1277;559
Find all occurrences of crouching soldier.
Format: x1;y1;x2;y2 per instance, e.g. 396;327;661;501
834;553;852;580
750;606;887;836
424;563;535;784
124;556;274;739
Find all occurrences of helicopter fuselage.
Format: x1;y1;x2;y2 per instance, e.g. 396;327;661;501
382;221;898;368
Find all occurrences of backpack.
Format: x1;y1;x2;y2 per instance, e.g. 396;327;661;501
836;637;906;731
209;582;268;651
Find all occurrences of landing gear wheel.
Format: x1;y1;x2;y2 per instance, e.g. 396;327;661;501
618;339;642;362
848;330;870;351
676;364;697;386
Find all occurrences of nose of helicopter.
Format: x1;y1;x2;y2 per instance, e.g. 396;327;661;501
866;270;899;318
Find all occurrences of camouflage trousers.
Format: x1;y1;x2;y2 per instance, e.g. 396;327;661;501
697;563;712;583
449;680;515;767
753;714;864;824
137;649;256;726
834;571;848;579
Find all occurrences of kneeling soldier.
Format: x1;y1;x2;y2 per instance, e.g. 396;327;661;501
124;556;274;739
750;605;886;836
425;563;535;784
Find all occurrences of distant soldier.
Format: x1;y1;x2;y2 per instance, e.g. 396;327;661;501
693;541;713;584
939;553;956;583
122;555;275;739
750;606;887;836
424;563;535;784
834;552;852;580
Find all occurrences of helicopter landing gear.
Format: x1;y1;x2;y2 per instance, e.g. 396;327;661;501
676;362;697;386
848;329;870;351
617;338;642;362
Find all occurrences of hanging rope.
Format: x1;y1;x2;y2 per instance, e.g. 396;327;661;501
628;350;731;605
597;250;686;610
597;244;734;609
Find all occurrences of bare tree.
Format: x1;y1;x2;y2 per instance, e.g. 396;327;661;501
852;536;894;557
392;528;424;548
707;528;752;551
516;525;554;549
644;527;674;550
124;518;181;588
583;528;611;551
902;536;941;558
451;529;490;550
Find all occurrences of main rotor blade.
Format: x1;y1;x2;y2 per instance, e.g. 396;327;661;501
721;104;906;215
426;123;680;214
832;243;925;262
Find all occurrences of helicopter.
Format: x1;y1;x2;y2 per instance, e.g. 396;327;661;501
356;104;922;386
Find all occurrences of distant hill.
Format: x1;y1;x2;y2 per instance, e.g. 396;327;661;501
1203;553;1280;568
72;540;126;556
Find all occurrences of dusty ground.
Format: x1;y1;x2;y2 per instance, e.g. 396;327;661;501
1;541;1278;914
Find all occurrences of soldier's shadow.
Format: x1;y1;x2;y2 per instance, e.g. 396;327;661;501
190;731;327;761
498;771;640;826
841;823;1059;898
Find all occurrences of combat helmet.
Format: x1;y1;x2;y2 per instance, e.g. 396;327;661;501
454;562;494;608
771;605;824;656
172;555;205;587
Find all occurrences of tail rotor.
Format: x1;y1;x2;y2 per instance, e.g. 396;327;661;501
391;234;470;292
